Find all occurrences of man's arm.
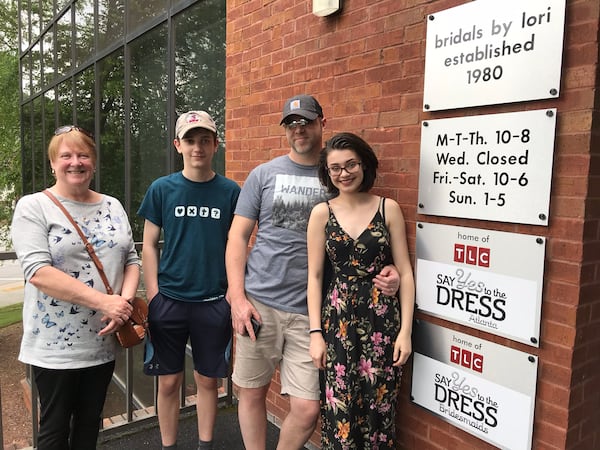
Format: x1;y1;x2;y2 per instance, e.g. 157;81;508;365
225;214;260;340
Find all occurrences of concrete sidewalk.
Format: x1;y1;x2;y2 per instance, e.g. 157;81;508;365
17;405;287;450
97;405;286;450
0;259;24;308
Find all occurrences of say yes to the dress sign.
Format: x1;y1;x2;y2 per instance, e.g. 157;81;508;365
415;222;545;347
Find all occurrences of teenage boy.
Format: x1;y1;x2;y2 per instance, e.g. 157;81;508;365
139;110;240;450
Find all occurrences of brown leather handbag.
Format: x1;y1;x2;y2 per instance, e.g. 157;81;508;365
43;189;148;348
113;296;148;348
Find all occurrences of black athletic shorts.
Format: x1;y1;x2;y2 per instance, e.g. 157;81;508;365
143;292;232;378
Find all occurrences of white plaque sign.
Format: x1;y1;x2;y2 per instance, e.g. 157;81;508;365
417;109;556;225
423;0;566;111
411;321;538;450
416;222;545;346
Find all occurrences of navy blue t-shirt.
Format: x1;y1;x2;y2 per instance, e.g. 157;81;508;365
138;172;240;301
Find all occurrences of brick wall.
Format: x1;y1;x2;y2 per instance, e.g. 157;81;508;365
226;0;600;448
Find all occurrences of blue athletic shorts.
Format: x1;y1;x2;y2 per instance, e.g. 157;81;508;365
143;292;232;378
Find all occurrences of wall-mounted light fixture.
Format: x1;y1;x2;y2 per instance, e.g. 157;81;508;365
313;0;341;17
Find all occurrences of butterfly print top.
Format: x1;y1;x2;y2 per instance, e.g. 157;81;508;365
11;192;139;369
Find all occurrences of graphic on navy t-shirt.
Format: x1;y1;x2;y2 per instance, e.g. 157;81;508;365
273;174;326;232
174;205;222;219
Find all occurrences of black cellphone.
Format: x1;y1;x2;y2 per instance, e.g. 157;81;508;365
250;317;262;338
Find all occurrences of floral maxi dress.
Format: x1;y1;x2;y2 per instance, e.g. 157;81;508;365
320;199;401;450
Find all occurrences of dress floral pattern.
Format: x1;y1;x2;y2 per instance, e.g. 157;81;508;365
320;199;401;450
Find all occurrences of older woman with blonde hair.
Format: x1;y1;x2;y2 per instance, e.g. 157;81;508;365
11;125;140;450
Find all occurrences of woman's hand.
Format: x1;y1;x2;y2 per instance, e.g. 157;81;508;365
392;331;412;367
99;318;121;336
98;294;133;335
310;332;327;369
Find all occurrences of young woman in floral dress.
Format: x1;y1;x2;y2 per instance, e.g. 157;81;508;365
307;132;415;449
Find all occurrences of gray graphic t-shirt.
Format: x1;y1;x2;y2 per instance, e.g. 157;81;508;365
235;155;328;314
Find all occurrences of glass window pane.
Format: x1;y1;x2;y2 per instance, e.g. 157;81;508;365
20;8;30;52
98;0;124;52
31;42;41;95
32;96;45;192
98;49;125;202
127;0;167;33
21;103;33;195
56;8;71;77
57;0;69;13
42;28;54;85
111;344;155;413
57;79;73;126
75;0;94;67
31;0;41;43
21;52;31;100
74;67;94;132
130;23;168;240
41;0;54;30
44;90;56;182
174;0;226;174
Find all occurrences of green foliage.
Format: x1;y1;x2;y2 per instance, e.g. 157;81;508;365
0;302;22;328
0;0;18;50
0;0;20;243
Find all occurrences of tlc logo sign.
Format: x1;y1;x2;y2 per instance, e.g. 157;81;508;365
450;346;484;373
454;244;490;267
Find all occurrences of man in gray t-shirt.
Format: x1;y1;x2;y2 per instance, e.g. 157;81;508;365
226;94;400;450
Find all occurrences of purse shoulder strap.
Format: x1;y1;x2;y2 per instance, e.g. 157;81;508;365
43;189;113;295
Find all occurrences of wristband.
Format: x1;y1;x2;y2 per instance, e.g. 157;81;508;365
309;328;323;334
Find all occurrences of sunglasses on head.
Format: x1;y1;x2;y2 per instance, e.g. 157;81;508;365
54;125;94;139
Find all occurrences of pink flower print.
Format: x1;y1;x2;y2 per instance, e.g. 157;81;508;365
375;303;388;317
378;402;392;414
334;363;347;389
359;357;378;383
370;433;381;449
330;287;341;310
325;386;338;412
334;363;346;378
325;385;347;414
371;332;383;346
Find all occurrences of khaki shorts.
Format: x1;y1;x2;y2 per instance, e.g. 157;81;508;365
232;296;319;401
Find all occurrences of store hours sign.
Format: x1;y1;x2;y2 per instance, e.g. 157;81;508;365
417;109;556;225
411;322;538;450
423;0;566;111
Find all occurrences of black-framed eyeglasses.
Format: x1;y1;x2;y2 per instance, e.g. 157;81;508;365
283;118;313;130
54;125;94;139
327;161;362;176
